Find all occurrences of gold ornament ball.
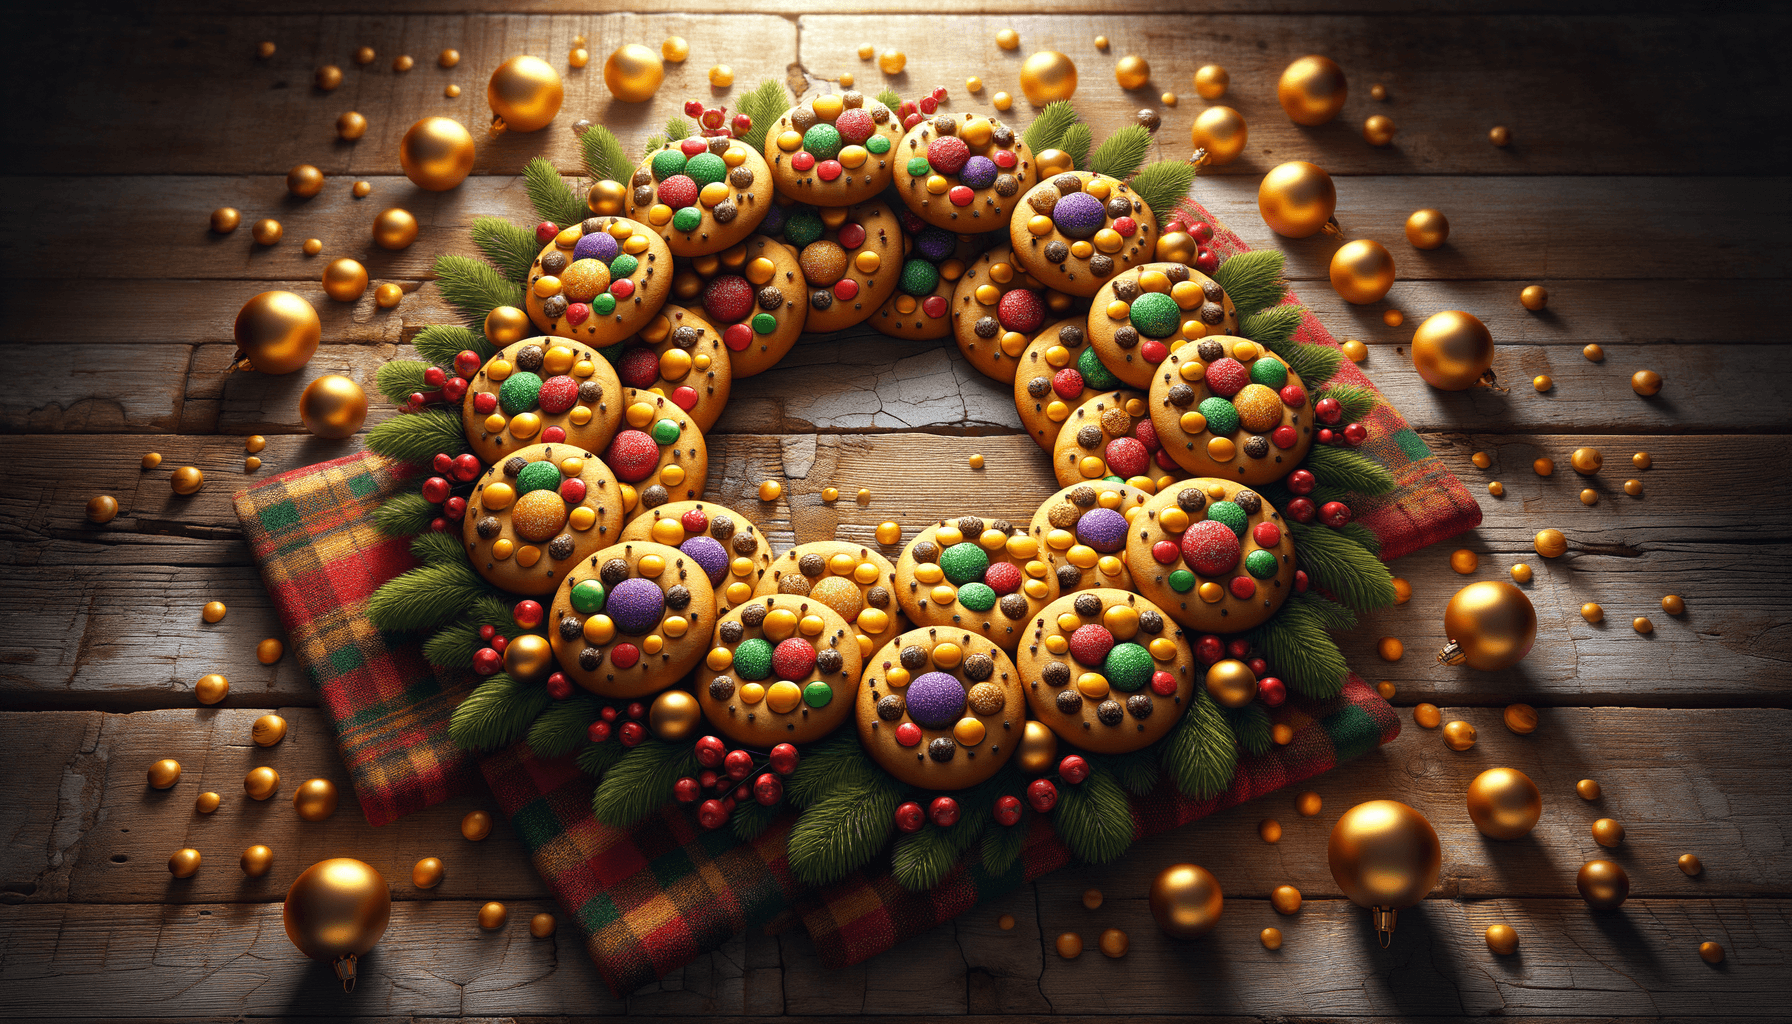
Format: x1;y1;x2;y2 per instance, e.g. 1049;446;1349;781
1115;54;1150;90
1584;343;1605;362
259;638;285;664
1576;858;1629;910
662;36;689;63
253;713;289;747
1485;924;1519;955
1260;927;1283;949
196;791;221;814
1016;719;1059;774
440;49;460;68
1411;310;1494;391
1156;230;1197;266
1258;161;1336;238
1055;932;1083;959
1363;114;1397;147
241;844;274;877
1521;285;1549;310
1297;791;1324;816
1259;818;1283;843
195;672;230;705
588;179;628;216
531;912;557;938
1438;581;1537;671
86;495;118;524
996;28;1020;51
211;207;241;233
570;47;590;69
287;164;324;198
1204;659;1258;708
1631;369;1663;396
412;856;445;888
338;111;368;140
1329;239;1397;305
323;258;370;302
302;238;322;256
204;599;227;621
479;901;508;930
316;65;343;91
1592;817;1625;847
169;848;202;878
1405;209;1449;249
462;809;494;841
1490;125;1511;147
1193;64;1229;99
1277;55;1348;126
148;758;183;790
235;290;321;375
1327;800;1441;938
1679;853;1703;876
1443;720;1478;751
399;116;476;192
1536;529;1568;558
375;283;403;309
294;778;341;822
1190;106;1248;166
252;218;283;246
284;858;392;991
353;180;372;198
1098;928;1129;959
1577;778;1602;800
1503;703;1538;734
649;689;702;741
489;55;564;133
1413;704;1442;729
1034;148;1074;178
1700;941;1725;964
709;64;735;87
485;305;530;346
1466;767;1543;840
604;44;665;103
299;375;369;440
373;207;419;251
1271;884;1302;915
1571;447;1603;475
1020;51;1079;106
394;55;414;72
172;466;206;496
1148;863;1224;939
245;766;281;801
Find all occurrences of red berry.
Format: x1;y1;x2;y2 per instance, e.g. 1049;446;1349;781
1195;635;1225;665
618;721;645;747
455;350;483;377
1026;778;1058;813
695;735;726;768
1287;469;1316;495
1247;657;1268;676
473;391;498;415
1195;250;1219;274
918;95;938;114
423;366;446;389
768;742;798;775
452;453;482;482
1190;222;1215;243
407;392;428;410
1258;676;1287;707
1342;422;1368;446
698;769;718;789
1315;397;1343;425
588;719;611;743
928;796;960;827
536;221;559;244
601;706;619;722
684;99;705;117
472;647;502;676
1279;383;1308;409
1223;639;1247;660
546;673;572;700
1294;570;1309;593
731;113;752;136
733;783;752;803
931;86;948;101
478;624;497;641
894;800;925;833
993;794;1023;826
698;798;729;830
444;496;468;521
428;517;450;533
626;701;646;720
1320;501;1354;528
1316;427;1335;445
1058;755;1090;784
442;377;469;403
1150;670;1178;697
489;635;508;654
754;772;782;805
1287;497;1317;523
421;476;451;503
433;453;454;474
724;749;754;780
674;777;700;802
902;112;924;131
512;600;544;629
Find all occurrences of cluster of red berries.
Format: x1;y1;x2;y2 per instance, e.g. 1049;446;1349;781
1312;395;1368;449
676;736;800;830
896;755;1074;834
682;99;753;139
401;348;480;415
1193;634;1289;707
470;622;511;676
418;446;482;533
895;87;951;131
1165;216;1223;275
1284;468;1356;529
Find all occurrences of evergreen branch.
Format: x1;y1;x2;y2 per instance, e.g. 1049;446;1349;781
732;797;782;842
1050;770;1137;864
367;561;485;631
874;88;902;112
576;739;625;778
641;134;666;159
980;815;1028;877
591;740;700;828
1289;521;1397;611
467;592;515;629
1089;125;1152;180
1317;382;1379;423
664;116;690;141
1337;520;1382;557
787;780;900;886
373;492;434;536
523;156;587;228
527;695;604;757
1094;747;1161;797
1306;444;1397;496
1239;304;1305;351
785;731;883;809
1212;250;1288;317
1273;337;1345;391
374;360;432;405
412;324;493;366
434;254;525;327
1251;592;1353;697
421;619;481;669
471;216;541;283
1224;702;1273;757
579;123;634;183
739;80;793;152
892;825;960;892
409;530;464;566
1061;122;1093;172
1164;688;1238;800
450;674;552;752
366;408;469;462
1130;159;1197;226
1021;101;1080;155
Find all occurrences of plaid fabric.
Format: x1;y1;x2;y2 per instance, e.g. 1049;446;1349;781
233;452;481;826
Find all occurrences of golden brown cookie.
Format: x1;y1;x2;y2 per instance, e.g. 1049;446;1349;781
1027;480;1154;594
548;541;718;698
868;225;986;341
763;92;904;206
950;245;1082;384
697;595;863;747
602;389;707;524
1008;172;1158;297
1123;479;1296;634
893;516;1060;652
1149;337;1314;486
463;443;626;596
524;216;673;345
618;500;773;613
892;111;1035;231
1051;389;1187;492
462;338;624;466
757;200;903;333
1085;262;1238;389
667;235;805;378
1012;318;1115;450
626;136;774;257
856;627;1023;790
1015;589;1196;755
754;541;905;661
605;305;731;433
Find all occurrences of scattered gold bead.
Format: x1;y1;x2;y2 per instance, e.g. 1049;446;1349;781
1271;885;1302;915
479;902;508;930
857;43;875;60
1261;927;1283;950
439;49;460;68
252;219;283;246
1094;36;1110;51
531;912;557;938
354;46;375;65
1577;778;1601;800
1450;549;1478;574
376;282;404;308
1376;680;1396;699
1391;577;1411;604
1633;616;1654;634
1623;478;1643;496
245;456;262;472
1583;343;1605;362
877;49;905;75
252;714;288;747
1363;114;1396;146
1631;369;1663;396
839;72;853;87
210;207;240;233
1259;818;1282;843
1700;941;1725;964
1661;594;1684;615
1082;888;1103;910
293;778;339;822
1383;309;1404;327
148;759;182;789
876;521;901;545
202;601;228;623
256;41;275;59
821;486;839;502
241;844;274;877
1370;83;1387;101
1533;375;1553;392
195;791;221;814
1114;54;1150;90
412;857;445;888
1055;932;1083;959
246;434;267;453
1471;451;1491;469
758;480;782;501
394;55;414;72
445;84;461;98
1378;636;1404;661
244;766;280;800
195;673;230;705
1443;720;1477;751
302;238;322;256
86;495;119;524
462;810;493;841
1520;285;1548;310
316;65;343;91
1413;704;1441;729
858;488;871;503
969;454;984;469
1593;817;1625;847
966;76;982;92
663;37;689;63
337;110;368;141
168;848;202;878
998;913;1016;930
993;91;1013;111
1580;488;1599;506
1581;602;1604;623
1161;92;1177;106
1486;924;1519;955
1489;125;1511;147
1632;452;1651;469
257;638;284;664
1533;456;1555;476
570;47;589;69
1509;562;1531;583
1193;64;1228;99
1296;791;1323;816
1535;528;1567;558
996;28;1019;50
1099;927;1129;958
1488;481;1504;497
1571;447;1603;474
1678;853;1702;876
1342;338;1368;362
709;64;734;87
1503;703;1538;734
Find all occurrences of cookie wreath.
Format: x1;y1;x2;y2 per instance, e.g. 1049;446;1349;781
626;134;774;257
756;199;904;333
763;91;904;206
618;500;773;613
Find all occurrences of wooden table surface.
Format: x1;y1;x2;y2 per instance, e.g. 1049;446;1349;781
2;2;1789;1020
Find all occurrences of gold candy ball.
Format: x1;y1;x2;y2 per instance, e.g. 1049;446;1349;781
283;858;392;987
489;55;564;133
202;601;225;621
1536;528;1568;558
86;495;118;524
172;466;205;495
1679;853;1703;876
479;901;508;930
259;638;285;664
234;291;320;374
211;207;241;233
709;64;735;87
1466;767;1543;840
1521;285;1549;310
241;844;274;877
1363;114;1397;147
649;690;702;742
302;238;322;256
1099;927;1129;958
1577;778;1602;800
373;208;420;251
1411;310;1494;390
1438;581;1537;671
1271;884;1302;915
588;179;629;216
323;258;370;302
1115;54;1150;90
1016;720;1059;774
1258;161;1336;238
1631;369;1663;396
1260;927;1282;949
1190;106;1248;166
1485;924;1519;955
252;219;284;246
1577;858;1629;910
1329;239;1397;305
316;65;342;91
485;305;531;346
253;713;289;747
502;633;556;684
169;848;202;878
461;810;493;841
399;116;476;192
1156;230;1197;266
876;49;905;75
1490;125;1511;147
1405;208;1449;249
287;164;324;198
1149;863;1224;939
1700;941;1725;964
1034;148;1074;178
531;912;557;938
1193;64;1228;99
603;44;664;103
375;283;403;309
245;766;281;801
1571;447;1603;475
195;673;230;705
1503;703;1538;733
1277;55;1348;126
299;375;369;440
293;778;341;822
412;857;445;888
148;758;182;789
1205;659;1258;708
1019;51;1078;106
1662;594;1685;615
662;37;689;63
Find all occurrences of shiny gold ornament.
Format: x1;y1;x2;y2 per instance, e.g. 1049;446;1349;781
253;713;288;747
485;305;530;345
322;258;369;302
202;602;229;623
1370;83;1387;101
375;283;403;309
479;901;508;930
662;36;689;63
354;46;375;65
1016;720;1059;774
1342;338;1368;362
171;466;206;495
294;778;341;822
211;207;241;233
1204;659;1258;708
1148;863;1224;939
649;690;702;741
412;857;445;888
252;218;284;246
299;375;369;440
1258;161;1335;238
1404;209;1449;249
1296;791;1323;816
245;766;281;800
1533;375;1553;393
1678;853;1702;876
1193;64;1228;99
1362;115;1396;147
196;791;221;814
394;55;413;72
1466;767;1542;840
1700;941;1725;963
1485;924;1519;955
1577;778;1601;800
440;49;460;68
86;495;118;523
1410;310;1495;390
316;65;343;91
1190;106;1248;166
1114;55;1150;90
588;179;628;216
603;44;665;103
352;180;372;198
1259;819;1282;843
462;809;493;841
1592;817;1624;847
1503;703;1537;734
1034;148;1074;178
1277;55;1348;126
148;758;182;789
1327;800;1441;945
302;238;322;256
1631;369;1662;396
1019;51;1078;106
169;848;202;878
499;633;553;684
1271;884;1302;915
1156;230;1197;265
1489;125;1511;147
1576;858;1628;910
570;47;589;69
531;912;557;938
259;638;284;663
1570;447;1603;475
1536;529;1567;558
1443;720;1477;751
1329;239;1396;305
488;56;564;133
284;858;392;991
337;111;368;141
445;84;461;98
195;672;230;705
373;207;419;251
241;844;274;877
287;164;324;198
1520;285;1548;311
1438;581;1537;671
234;291;320;374
399;116;476;192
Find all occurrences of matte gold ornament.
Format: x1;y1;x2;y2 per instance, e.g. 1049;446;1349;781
399;116;476;191
1277;55;1348;126
488;55;563;133
603;44;665;103
1034;148;1074;178
1439;581;1537;670
412;856;445;888
241;844;274;877
253;713;289;747
1114;55;1150;90
1015;720;1059;774
322;258;369;302
1576;858;1629;910
588;179;628;216
1328;800;1441;945
148;758;182;789
284;858;392;991
1405;208;1449;249
1410;310;1495;390
373;207;420;251
486;305;530;346
1329;239;1396;304
1020;51;1079;106
1205;659;1258;708
1155;230;1197;265
245;766;281;800
1148;863;1224;939
503;633;555;684
169;848;202;878
195;673;230;705
299;375;369;440
649;689;702;741
1362;114;1396;147
1190;106;1248;167
1258;161;1335;238
234;291;320;375
293;778;341;822
1466;767;1542;840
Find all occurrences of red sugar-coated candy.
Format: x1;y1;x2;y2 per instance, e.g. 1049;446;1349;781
754;772;783;806
1287;469;1316;495
559;477;587;505
618;346;661;388
928;795;960;827
1247;657;1268;676
791;151;816;172
983;561;1023;595
703;275;755;323
1228;638;1251;659
1252;521;1282;548
1140;338;1169;365
1229;575;1257;600
835;108;874;144
1180;519;1242;576
444;496;467;521
1195;250;1219;274
903;112;925;131
455;350;483;377
1294;570;1309;593
949;185;974;207
1272;425;1299;449
993;794;1023;826
724;748;754;780
894;801;925;833
513;599;543;629
723;323;753;351
769;742;798;775
472;647;501;676
1190;222;1215;243
681;508;710;534
817;160;843;181
1258;676;1286;707
1104;437;1149;478
1152;539;1180;564
1195;635;1224;665
772;637;818;679
1026;778;1059;813
695;734;726;767
837;222;867;249
674;777;700;802
832;278;859;301
604;430;662;483
610;278;635;301
1150;670;1178;696
1113;216;1137;237
535;221;559;244
895;722;922;747
610;643;641;669
656;174;699;210
541;425;566;443
1316;427;1335;445
452;452;482;482
473;391;498;414
697;798;728;830
1069;624;1116;667
1134;418;1160;451
479;624;497;641
421;476;451;503
1343;422;1368;446
1051;367;1085;400
1204;357;1249;398
1287;497;1317;523
546;672;572;700
1058;755;1090;784
927;135;970;174
1315;396;1343;425
1320;501;1353;527
565;302;590;327
996;288;1045;334
922;295;948;318
1155;448;1179;470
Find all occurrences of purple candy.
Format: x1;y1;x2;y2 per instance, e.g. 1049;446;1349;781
606;577;665;635
959;155;998;191
1051;192;1106;239
573;232;621;263
1075;507;1129;553
914;227;955;262
759;204;788;236
905;671;967;729
680;536;730;586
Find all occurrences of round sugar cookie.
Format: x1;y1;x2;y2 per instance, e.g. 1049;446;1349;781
698;595;862;747
757;200;902;333
1013;319;1117;450
1123;479;1296;634
1086;262;1238;389
893;515;1060;652
668;235;805;378
869;218;986;340
525;216;672;345
548;540;718;698
1008;171;1157;297
856;627;1023;790
764;92;904;206
1016;589;1196;754
464;442;625;596
950;245;1082;384
1027;480;1153;594
606;305;731;433
602;389;707;524
1150;337;1314;486
754;541;905;661
462;338;623;466
618;500;773;613
1051;389;1187;492
627;135;773;257
893;111;1034;231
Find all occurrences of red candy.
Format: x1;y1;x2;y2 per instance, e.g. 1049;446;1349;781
1140;339;1169;365
837;222;866;249
536;221;559;244
680;137;709;156
1103;436;1149;478
604;429;661;482
1152;540;1179;564
610;278;635;301
559;477;587;505
1204;357;1249;397
1258;676;1286;707
473;391;498;414
817;159;843;181
993;149;1018;168
1279;383;1307;408
833;278;859;301
1150;670;1178;696
1272;425;1300;449
835;108;874;144
656;174;698;210
723;323;753;350
537;374;580;414
1133;419;1160;451
771;637;818;679
927;136;971;175
541;426;566;443
791;151;816;172
1051;368;1085;400
983;561;1022;595
513;599;543;629
610;643;641;669
702;275;755;322
1113;216;1137;237
1180;519;1242;576
996;288;1045;333
1196;635;1224;664
681;508;709;533
948;185;974;207
1058;755;1090;784
902;111;924;131
895;722;922;747
922;295;948;318
1252;522;1282;548
1068;624;1115;667
1154;448;1179;470
1229;575;1257;599
672;385;699;410
565;302;590;327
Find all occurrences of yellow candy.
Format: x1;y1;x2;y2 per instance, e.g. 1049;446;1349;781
828;553;855;575
1205;483;1227;500
1207;436;1237;461
638;554;665;577
694;354;711;371
813;94;844;119
660;465;685;487
698;181;729;208
1077;673;1110;699
1000;331;1028;356
778;130;803;152
1007;536;1039;559
1149;637;1179;661
1107;300;1131;320
1159;507;1192;533
1199;582;1225;604
1069;240;1093;259
853;561;881;584
731;556;755;577
651;519;685;545
663;616;688;638
915;563;944;584
1182;320;1208;339
569;506;596;531
926;175;950;195
484;413;508;434
1023;578;1049;599
979;529;1008;551
559;457;584;476
1179;411;1207;434
543;346;575;374
707;647;734;671
1179;360;1206;382
799;614;826;636
1139;271;1171;293
583;615;615;644
1028;215;1055;236
838;145;868;169
1067;545;1099;569
660;349;692;379
482;482;516;510
509;413;541;439
724;581;753;604
936;526;964;546
1046;528;1075;550
1045;634;1069;654
555;227;582;249
953;718;987;746
533;276;563;297
854;250;880;273
858;608;890;634
487;359;513;381
988;262;1014;284
740;682;765;704
932;642;963;668
642;634;663;655
1233;341;1259;360
623;234;650;255
762;608;798;640
819;206;849;229
886;666;911;687
1079;455;1107;478
619;484;638;511
648;204;673;226
856;634;874;658
1097;555;1124;577
940;259;965;281
975;284;1001;305
1057;612;1083;632
1104;606;1139;637
626;401;655;427
569;406;593;426
1045;345;1071;368
746;257;776;285
723;148;746;167
1171;280;1204;308
895;295;917;314
513;544;540;567
930;584;958;605
1084;178;1112;200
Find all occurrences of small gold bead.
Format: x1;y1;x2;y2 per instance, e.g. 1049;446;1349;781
1661;594;1684;615
1488;481;1504;497
709;64;735;87
1533;375;1553;392
569;47;590;68
1489;125;1511;147
302;238;322;256
1509;562;1531;583
202;601;228;623
968;454;984;469
1581;602;1604;623
1583;343;1605;362
393;55;414;72
1576;779;1603;800
256;41;276;59
758;480;782;501
1416;703;1443;730
354;46;375;65
439;49;460;68
141;452;162;469
1633;616;1654;634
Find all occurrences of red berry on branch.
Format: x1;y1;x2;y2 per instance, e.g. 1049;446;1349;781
1247;657;1268;676
429;517;449;533
683;99;705;117
1316;428;1335;445
473;391;498;415
1026;778;1059;813
472;647;502;676
768;743;798;775
1227;639;1252;660
1342;422;1368;446
754;772;783;806
588;719;611;743
698;769;718;789
442;377;469;403
535;221;559;244
1287;469;1316;495
1190;221;1215;243
423;366;446;388
894;801;925;833
478;624;497;641
1315;397;1343;425
512;600;543;629
1287;497;1317;523
421;476;452;503
444;496;468;521
733;782;752;803
929;796;960;827
1058;755;1090;784
701;108;726;130
489;635;508;654
618;721;645;747
698;798;729;829
731;113;752;137
455;350;483;378
433;453;454;474
1319;501;1353;527
625;702;645;721
546;673;572;700
695;735;725;768
724;748;754;780
720;797;736;814
674;777;700;802
452;453;482;482
1294;570;1309;593
1258;676;1287;707
993;794;1023;826
1195;635;1225;665
600;705;619;722
1195;249;1219;274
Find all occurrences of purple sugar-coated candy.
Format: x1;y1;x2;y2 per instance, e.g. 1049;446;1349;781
1075;507;1129;553
681;536;730;586
574;231;621;263
1051;192;1106;239
760;204;787;235
606;577;666;635
959;155;998;190
906;671;967;729
915;227;955;262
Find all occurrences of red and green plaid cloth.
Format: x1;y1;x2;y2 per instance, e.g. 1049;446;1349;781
232;198;1479;995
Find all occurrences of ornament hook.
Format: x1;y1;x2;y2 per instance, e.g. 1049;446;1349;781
332;953;358;993
1437;639;1467;666
1372;906;1397;948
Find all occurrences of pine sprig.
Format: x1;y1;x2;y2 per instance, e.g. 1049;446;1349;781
471;217;541;283
786;731;883;809
1163;688;1238;799
467;592;514;629
1094;747;1161;797
739;80;794;152
1021;101;1080;154
874;87;902;112
1130;159;1197;225
367;561;485;631
413;324;493;366
591;740;700;828
787;780;900;886
664;117;690;141
373;492;434;536
523;156;587;228
1318;382;1379;423
1239;304;1305;351
367;408;469;462
641;134;666;159
980;817;1027;877
434;254;525;327
1061;122;1093;172
409;530;463;566
374;360;432;405
576;739;625;778
1306;444;1397;496
450;674;552;752
580;123;635;184
1337;520;1382;557
1290;521;1397;610
1251;592;1353;697
421;619;481;669
1266;336;1344;390
1213;250;1288;317
1089;125;1152;180
1224;703;1274;757
527;695;604;757
732;797;782;842
892;825;960;892
1050;770;1136;864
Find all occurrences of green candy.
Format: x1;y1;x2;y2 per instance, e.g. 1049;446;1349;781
956;582;997;612
596;342;625;364
803;123;842;160
1128;292;1181;339
1197;396;1240;435
570;579;606;614
651;418;681;445
866;135;891;155
593;293;618;316
752;312;778;334
1078;346;1120;391
650;149;687;181
498;371;543;415
608;253;639;279
1250;357;1288;388
939;542;990;586
1168;569;1196;593
803;681;834;708
905;156;931;178
1244;549;1279;580
1104;643;1153;692
899;258;940;296
684;152;727;187
515;460;562;495
1103;475;1126;486
733;637;773;680
1207;500;1247;537
671;207;703;233
784;209;825;248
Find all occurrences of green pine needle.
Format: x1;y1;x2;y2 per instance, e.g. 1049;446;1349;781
591;740;699;828
580;123;635;184
785;731;883;809
373;360;431;405
732;798;783;842
1306;444;1397;496
471;217;541;284
467;592;514;630
874;87;902;112
1337;520;1382;557
1290;521;1396;611
366;408;469;463
788;780;900;886
373;492;434;536
367;561;485;631
740;80;795;151
450;674;552;752
642;134;666;159
523;156;587;228
1094;747;1161;797
527;695;604;757
1213;250;1289;317
1130;160;1197;225
1318;382;1379;423
1224;703;1274;757
409;531;463;566
576;740;625;779
1163;688;1238;800
1089;124;1152;179
421;619;481;669
412;325;493;366
1252;592;1354;697
1239;304;1305;351
665;117;690;141
1050;770;1136;864
1021;101;1080;155
434;254;524;327
1263;335;1344;391
980;817;1027;877
892;825;961;891
1061;122;1093;172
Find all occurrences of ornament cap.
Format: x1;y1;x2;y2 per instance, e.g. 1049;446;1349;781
333;953;358;993
1372;907;1397;947
1437;638;1467;666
